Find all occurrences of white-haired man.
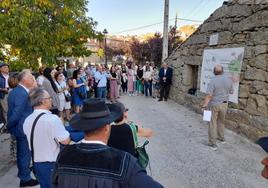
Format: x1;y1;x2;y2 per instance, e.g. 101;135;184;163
23;87;70;188
202;65;234;150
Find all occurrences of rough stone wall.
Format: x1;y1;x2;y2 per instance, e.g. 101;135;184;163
230;0;268;4
166;2;268;140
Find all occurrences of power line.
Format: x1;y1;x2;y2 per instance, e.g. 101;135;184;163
110;17;203;35
185;0;207;18
187;0;210;19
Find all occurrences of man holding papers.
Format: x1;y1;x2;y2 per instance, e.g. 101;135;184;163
202;65;234;151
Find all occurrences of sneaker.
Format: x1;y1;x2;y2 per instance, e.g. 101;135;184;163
208;143;217;151
0;123;4;129
20;179;39;187
218;139;226;144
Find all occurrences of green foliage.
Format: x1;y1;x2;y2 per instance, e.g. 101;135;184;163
0;0;100;69
129;28;182;67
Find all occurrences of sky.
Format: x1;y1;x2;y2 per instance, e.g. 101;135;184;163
86;0;226;36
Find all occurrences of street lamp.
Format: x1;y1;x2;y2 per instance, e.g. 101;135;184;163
103;29;108;66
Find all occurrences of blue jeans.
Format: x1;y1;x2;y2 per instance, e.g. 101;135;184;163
34;162;55;188
16;136;31;182
97;87;106;99
144;81;152;96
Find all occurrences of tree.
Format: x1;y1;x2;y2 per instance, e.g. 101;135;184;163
147;33;162;67
130;37;150;64
129;30;181;67
168;26;182;54
0;0;100;70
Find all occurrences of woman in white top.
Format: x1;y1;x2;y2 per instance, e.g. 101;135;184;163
54;71;71;121
143;65;152;97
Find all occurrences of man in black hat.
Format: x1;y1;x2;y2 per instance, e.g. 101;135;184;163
52;98;164;188
0;61;9;130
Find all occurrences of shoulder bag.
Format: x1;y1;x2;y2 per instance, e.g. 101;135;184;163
128;122;150;169
77;79;87;99
30;112;46;177
56;81;72;102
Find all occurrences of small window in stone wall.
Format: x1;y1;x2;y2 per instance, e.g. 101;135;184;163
186;65;199;95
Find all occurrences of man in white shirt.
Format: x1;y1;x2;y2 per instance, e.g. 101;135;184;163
23;88;70;188
94;65;110;99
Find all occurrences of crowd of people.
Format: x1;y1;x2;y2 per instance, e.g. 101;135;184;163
1;59;268;186
0;60;172;188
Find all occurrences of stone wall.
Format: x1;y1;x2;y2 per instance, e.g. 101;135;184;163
166;2;268;140
230;0;268;4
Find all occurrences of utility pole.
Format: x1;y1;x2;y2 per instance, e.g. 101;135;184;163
103;29;108;66
162;0;169;62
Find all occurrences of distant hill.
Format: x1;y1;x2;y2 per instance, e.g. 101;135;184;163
109;24;198;42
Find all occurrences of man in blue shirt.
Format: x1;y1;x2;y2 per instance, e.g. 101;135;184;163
94;65;110;99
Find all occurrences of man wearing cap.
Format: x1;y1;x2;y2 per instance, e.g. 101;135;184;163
52;99;163;188
0;62;9;130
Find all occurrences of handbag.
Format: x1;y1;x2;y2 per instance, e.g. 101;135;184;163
56;81;72;102
78;79;87;99
78;91;86;99
64;93;72;102
128;122;150;169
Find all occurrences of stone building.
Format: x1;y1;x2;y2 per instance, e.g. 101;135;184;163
166;1;268;140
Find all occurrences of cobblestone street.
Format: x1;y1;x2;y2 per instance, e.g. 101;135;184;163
0;95;268;188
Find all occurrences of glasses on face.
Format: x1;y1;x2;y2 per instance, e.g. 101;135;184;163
42;97;52;100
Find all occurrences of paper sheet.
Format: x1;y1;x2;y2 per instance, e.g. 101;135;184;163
203;110;212;122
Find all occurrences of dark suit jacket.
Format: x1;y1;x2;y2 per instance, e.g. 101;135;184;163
159;67;173;86
7;85;32;137
53;143;164;188
0;73;6;99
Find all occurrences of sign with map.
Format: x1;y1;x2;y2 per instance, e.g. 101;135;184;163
200;47;245;103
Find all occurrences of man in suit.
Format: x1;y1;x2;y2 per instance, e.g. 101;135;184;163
158;62;173;101
7;69;39;187
0;62;9;130
53;99;164;188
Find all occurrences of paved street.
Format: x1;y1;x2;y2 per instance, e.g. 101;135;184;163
0;95;268;188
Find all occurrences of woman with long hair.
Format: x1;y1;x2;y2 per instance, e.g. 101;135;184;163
127;64;134;96
72;69;86;113
8;73;19;161
109;66;118;103
42;67;60;114
143;65;152;97
108;103;153;158
152;66;160;98
121;64;128;94
54;71;71;121
136;64;144;96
